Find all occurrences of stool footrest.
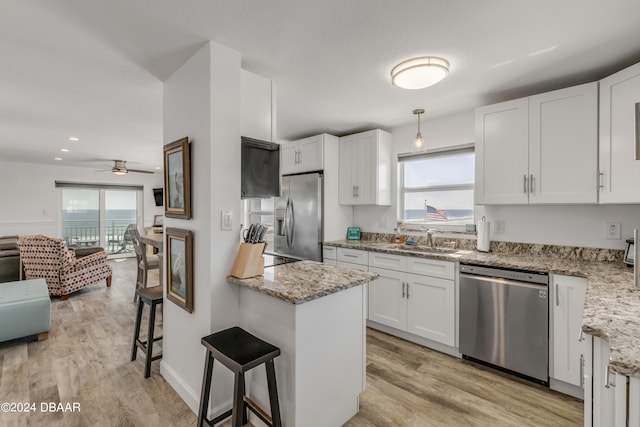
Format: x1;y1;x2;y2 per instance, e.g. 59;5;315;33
205;408;232;426
245;396;273;426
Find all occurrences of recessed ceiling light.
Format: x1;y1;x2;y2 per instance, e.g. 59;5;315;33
155;166;161;170
68;137;79;142
60;148;69;152
391;56;450;90
54;157;62;161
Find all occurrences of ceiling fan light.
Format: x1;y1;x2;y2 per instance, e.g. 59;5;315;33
113;169;127;175
391;57;449;90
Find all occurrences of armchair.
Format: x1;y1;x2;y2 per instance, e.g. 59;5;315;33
18;235;113;300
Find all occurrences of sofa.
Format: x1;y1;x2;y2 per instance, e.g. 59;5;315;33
0;235;20;283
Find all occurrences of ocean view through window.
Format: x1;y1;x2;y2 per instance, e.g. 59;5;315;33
58;184;142;256
398;145;474;228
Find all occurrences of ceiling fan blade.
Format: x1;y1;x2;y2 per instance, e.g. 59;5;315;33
126;168;155;174
95;169;111;172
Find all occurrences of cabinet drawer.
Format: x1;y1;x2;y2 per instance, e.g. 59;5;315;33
337;261;368;272
406;257;454;280
323;245;337;260
323;259;337;266
337;248;368;265
368;252;406;271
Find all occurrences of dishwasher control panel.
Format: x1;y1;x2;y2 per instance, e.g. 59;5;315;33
460;263;549;285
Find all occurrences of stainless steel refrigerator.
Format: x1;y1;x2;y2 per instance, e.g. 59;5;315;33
274;172;323;261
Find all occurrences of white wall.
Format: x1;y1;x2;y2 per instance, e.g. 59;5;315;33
161;41;243;414
353;110;474;235
353;109;640;250
0;159;162;237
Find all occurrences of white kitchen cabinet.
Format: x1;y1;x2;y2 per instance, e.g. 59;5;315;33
592;336;617;426
475;82;598;205
323;245;337;265
368;253;455;346
551;275;588;388
599;61;640;203
475;98;529;205
368;267;406;330
281;134;324;175
529;83;598;204
338;129;391;206
405;272;455;346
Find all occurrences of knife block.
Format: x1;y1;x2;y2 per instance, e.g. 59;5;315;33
230;242;265;278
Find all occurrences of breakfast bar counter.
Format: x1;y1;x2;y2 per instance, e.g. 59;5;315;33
227;261;378;427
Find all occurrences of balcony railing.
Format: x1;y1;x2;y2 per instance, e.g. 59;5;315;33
62;220;135;255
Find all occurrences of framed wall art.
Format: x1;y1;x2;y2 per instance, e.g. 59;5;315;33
165;227;194;313
163;137;192;219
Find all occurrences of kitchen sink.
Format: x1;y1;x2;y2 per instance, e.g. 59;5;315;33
382;244;458;254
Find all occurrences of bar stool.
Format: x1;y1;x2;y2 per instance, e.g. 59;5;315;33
198;327;282;427
131;285;163;378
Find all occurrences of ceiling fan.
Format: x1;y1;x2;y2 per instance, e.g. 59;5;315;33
97;160;155;175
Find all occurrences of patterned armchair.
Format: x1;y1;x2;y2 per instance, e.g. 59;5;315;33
18;235;112;300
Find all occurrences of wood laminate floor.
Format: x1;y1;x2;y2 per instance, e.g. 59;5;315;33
0;258;583;426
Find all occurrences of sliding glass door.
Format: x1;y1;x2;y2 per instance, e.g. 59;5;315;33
60;185;142;256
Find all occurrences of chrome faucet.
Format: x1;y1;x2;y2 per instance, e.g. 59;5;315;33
421;226;434;247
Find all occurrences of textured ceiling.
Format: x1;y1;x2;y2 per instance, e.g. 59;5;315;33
2;0;640;172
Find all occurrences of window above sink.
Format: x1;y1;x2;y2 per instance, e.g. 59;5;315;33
398;144;475;231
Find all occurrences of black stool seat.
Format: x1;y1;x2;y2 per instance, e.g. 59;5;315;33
131;285;163;378
198;327;282;427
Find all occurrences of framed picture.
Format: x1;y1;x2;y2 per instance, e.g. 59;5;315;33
163;137;192;219
165;227;194;313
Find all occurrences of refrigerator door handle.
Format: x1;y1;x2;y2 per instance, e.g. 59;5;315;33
288;199;295;248
284;198;291;248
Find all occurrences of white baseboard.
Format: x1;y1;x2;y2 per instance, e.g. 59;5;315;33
160;361;234;421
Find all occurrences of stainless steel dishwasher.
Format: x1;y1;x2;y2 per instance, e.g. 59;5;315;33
459;263;549;385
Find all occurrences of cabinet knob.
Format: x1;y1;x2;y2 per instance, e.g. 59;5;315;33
523;175;528;194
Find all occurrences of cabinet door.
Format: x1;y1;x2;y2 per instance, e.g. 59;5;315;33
593;336;616;427
353;131;377;205
280;141;299;175
405;273;455;346
368;267;406;329
552;275;588;387
529;83;598;204
600;62;640;203
475;98;529;204
339;135;357;204
584;334;593;427
297;135;324;173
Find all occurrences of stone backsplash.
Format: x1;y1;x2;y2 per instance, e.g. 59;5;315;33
360;231;625;263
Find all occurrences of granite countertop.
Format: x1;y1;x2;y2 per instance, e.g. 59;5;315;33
326;239;640;378
227;260;378;304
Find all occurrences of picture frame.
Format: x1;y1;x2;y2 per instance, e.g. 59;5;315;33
163;137;192;219
165;227;194;313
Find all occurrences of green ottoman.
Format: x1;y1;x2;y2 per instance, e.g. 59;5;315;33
0;279;51;342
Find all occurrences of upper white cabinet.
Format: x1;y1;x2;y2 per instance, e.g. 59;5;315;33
339;129;391;205
599;61;640;203
551;275;588;390
475;82;598;205
281;134;324;175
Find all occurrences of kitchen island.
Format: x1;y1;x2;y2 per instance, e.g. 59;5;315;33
227;260;378;427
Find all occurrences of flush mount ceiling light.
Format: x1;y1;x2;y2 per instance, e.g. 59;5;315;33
413;109;425;152
391;56;449;90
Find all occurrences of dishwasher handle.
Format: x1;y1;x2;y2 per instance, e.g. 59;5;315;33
460;273;548;290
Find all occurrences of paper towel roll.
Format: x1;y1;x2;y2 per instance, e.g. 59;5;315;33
477;217;490;252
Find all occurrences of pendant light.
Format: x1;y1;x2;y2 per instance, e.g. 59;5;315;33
413;109;425;152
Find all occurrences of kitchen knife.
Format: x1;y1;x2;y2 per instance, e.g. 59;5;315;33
256;225;267;243
245;224;256;243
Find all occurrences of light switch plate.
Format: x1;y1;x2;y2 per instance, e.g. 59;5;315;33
606;222;621;240
221;210;232;231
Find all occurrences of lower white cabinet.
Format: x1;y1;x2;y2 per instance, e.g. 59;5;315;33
586;334;640;427
368;253;455;347
323;245;337;266
551;275;588;388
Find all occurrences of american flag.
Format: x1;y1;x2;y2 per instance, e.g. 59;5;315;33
426;204;448;222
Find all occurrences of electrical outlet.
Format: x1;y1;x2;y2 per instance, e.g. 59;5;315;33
606;222;621;240
221;210;233;231
378;216;387;229
494;219;505;234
